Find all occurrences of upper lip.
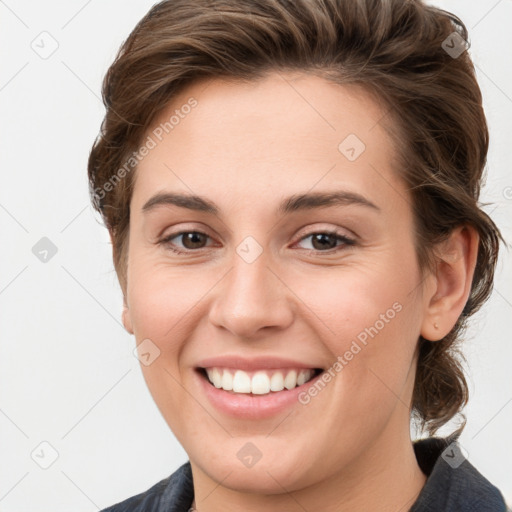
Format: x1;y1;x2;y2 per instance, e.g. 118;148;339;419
195;355;323;372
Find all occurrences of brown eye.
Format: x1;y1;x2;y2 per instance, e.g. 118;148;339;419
179;232;208;249
311;233;338;250
160;231;211;253
296;231;355;252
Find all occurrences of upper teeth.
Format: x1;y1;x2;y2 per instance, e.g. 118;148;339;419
205;367;315;395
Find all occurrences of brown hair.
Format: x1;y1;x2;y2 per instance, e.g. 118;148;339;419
88;0;503;434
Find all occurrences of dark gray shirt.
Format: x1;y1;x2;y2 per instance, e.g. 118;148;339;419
101;436;507;511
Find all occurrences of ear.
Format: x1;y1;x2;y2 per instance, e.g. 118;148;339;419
420;225;479;341
122;297;134;335
109;229;134;335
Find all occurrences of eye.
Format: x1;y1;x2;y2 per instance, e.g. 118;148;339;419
158;229;356;255
159;231;213;254
294;230;355;252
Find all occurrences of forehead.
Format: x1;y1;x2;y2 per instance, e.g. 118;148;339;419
132;71;402;210
150;71;390;150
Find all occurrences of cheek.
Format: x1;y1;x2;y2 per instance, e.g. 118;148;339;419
292;256;421;410
291;257;417;347
126;262;207;410
126;261;205;437
127;259;210;343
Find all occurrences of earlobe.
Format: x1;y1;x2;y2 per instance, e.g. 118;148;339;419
420;226;479;341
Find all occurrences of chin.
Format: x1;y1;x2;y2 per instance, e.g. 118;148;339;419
190;439;328;495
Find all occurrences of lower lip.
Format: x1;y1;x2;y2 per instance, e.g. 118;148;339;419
196;369;323;419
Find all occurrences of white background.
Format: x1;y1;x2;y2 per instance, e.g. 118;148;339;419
0;1;510;510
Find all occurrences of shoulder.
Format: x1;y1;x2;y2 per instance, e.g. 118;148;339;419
411;436;507;512
100;461;194;512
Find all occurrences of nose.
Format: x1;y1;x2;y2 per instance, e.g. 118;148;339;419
208;248;294;339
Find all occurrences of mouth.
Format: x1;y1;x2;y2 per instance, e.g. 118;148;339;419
197;367;324;395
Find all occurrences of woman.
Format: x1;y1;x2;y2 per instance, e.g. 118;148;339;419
88;0;508;510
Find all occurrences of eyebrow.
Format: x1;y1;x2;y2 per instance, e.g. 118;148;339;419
142;190;380;215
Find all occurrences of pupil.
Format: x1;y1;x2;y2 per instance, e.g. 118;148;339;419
312;233;336;250
183;232;205;249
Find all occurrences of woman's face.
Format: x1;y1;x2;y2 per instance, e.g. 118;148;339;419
123;72;434;493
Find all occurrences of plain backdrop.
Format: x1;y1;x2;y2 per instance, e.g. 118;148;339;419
0;1;511;510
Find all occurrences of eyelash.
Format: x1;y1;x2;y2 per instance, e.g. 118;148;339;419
158;229;356;255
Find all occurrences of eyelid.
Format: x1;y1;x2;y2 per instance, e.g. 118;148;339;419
293;223;357;242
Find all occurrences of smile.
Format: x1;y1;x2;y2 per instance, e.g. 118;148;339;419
201;367;322;395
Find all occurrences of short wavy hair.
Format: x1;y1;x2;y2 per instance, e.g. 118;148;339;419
88;0;503;434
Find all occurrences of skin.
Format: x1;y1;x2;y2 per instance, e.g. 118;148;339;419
119;71;479;512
